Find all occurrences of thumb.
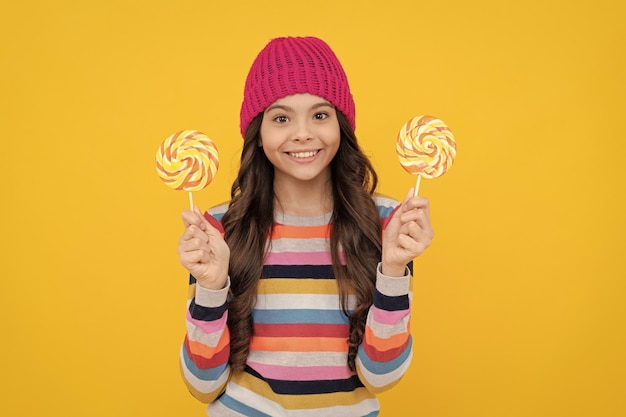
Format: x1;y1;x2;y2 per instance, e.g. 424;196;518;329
196;208;225;236
394;187;415;216
385;188;413;239
401;187;414;210
191;206;207;231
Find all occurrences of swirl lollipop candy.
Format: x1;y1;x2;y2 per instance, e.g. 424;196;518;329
396;116;456;195
156;130;219;209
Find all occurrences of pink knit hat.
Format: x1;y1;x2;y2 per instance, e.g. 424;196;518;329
239;36;356;137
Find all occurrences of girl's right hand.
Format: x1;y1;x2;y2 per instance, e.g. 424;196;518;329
178;207;230;290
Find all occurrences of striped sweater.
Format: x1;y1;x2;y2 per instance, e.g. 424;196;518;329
180;195;413;416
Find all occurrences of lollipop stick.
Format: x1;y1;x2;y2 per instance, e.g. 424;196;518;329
188;191;194;210
414;174;422;197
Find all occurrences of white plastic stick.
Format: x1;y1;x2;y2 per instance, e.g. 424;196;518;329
414;174;422;197
188;191;194;211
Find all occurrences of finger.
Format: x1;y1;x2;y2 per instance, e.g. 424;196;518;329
389;191;411;225
179;250;212;273
195;208;209;231
402;208;432;234
403;195;430;212
181;247;212;265
396;230;431;256
178;241;210;262
415;211;433;237
402;188;415;207
178;243;214;272
179;233;211;251
179;225;210;247
398;221;421;242
394;234;421;258
193;206;206;227
398;215;433;242
182;209;204;229
196;207;226;237
399;207;426;227
400;197;431;223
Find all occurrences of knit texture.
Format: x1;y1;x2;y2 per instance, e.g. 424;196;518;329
180;195;413;416
240;36;356;137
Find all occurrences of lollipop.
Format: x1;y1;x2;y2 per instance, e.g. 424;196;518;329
156;130;219;209
396;116;456;195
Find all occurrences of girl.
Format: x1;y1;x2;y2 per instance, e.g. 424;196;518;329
177;36;433;416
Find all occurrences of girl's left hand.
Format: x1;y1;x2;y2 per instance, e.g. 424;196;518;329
381;188;434;277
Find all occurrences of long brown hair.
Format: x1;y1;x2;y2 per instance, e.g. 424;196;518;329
221;111;381;372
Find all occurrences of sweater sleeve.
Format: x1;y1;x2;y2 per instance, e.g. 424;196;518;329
355;265;413;394
179;275;232;403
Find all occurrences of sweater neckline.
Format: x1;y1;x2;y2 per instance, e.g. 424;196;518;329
274;211;333;226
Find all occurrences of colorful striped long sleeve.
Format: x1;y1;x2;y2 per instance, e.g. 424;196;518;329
180;195;414;416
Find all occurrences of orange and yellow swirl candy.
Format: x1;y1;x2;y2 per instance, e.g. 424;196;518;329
396;116;456;195
155;130;219;209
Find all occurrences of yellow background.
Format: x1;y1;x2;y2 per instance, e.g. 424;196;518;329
1;0;624;416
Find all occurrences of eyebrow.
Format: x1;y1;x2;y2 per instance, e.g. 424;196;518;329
264;101;334;113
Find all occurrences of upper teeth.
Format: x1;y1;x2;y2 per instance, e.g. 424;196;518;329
290;151;317;158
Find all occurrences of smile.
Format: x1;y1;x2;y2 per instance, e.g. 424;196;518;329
288;150;319;159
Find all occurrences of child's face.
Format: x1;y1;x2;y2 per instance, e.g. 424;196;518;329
260;93;340;185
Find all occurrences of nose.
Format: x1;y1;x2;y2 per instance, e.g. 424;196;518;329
293;120;313;142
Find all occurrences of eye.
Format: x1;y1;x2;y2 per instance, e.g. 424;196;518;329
273;115;289;123
314;112;329;120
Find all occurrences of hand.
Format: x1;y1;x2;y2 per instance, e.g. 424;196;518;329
381;188;434;277
178;207;230;290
